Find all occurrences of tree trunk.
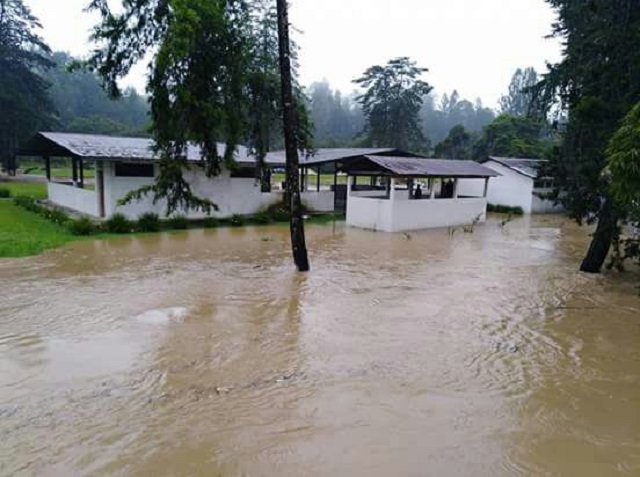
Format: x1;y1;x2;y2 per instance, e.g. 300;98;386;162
580;198;616;273
276;0;310;272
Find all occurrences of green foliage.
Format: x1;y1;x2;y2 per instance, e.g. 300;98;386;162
13;195;38;212
167;215;189;230
499;67;540;117
202;217;220;228
434;125;473;159
136;212;161;232
472;115;551;160
487;204;525;215
0;187;10;198
354;57;433;151
1;181;47;199
67;217;96;236
252;211;273;224
263;201;290;222
42;207;70;225
230;214;245;227
105;213;132;234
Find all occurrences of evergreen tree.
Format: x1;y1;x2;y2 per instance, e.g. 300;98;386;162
499;67;539;117
536;0;640;273
0;0;54;174
354;57;432;151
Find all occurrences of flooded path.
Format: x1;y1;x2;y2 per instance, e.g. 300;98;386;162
1;216;639;476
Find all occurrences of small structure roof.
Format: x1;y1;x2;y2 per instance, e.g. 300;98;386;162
343;155;500;178
484;157;544;179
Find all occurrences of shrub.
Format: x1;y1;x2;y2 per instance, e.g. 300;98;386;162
252;211;273;225
137;212;161;232
106;213;133;233
202;217;219;228
43;207;70;225
230;214;245;227
67;217;96;236
263;202;289;222
14;196;38;212
487;204;524;215
0;187;10;198
167;215;189;230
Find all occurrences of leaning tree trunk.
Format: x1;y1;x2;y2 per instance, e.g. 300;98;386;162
276;0;310;272
580;197;616;273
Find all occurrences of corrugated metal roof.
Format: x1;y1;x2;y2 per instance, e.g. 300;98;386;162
359;156;501;178
486;157;543;179
266;148;397;166
36;132;254;164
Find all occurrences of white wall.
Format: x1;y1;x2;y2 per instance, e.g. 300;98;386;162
347;196;487;232
477;161;534;213
48;182;98;217
531;189;565;214
102;162;283;219
300;191;335;212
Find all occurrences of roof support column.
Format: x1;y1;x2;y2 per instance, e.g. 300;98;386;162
347;174;353;197
430;179;436;200
71;156;78;187
44;155;51;182
316;167;321;192
389;177;396;202
483;178;490;198
453;178;459;199
79;159;84;189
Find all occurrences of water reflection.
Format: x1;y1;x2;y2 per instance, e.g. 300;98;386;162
0;216;638;475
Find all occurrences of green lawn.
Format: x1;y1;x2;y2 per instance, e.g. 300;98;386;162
0;181;48;199
272;173;348;187
0;201;75;258
24;167;96;179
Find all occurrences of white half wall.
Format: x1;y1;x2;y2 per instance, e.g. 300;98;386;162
347;196;487;232
300;191;335;212
48;182;98;217
477;161;534;213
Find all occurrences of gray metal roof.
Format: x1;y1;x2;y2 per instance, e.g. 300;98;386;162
266;147;397;166
357;156;501;178
485;157;543;179
33;132;254;164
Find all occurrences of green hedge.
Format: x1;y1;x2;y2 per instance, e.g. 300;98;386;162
487;204;525;215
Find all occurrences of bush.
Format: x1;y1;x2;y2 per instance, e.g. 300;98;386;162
43;207;70;225
137;212;161;232
252;211;273;225
167;215;189;230
106;213;133;233
487;204;524;215
67;217;96;236
230;214;245;227
202;217;219;228
0;187;10;198
14;196;39;212
263;202;289;222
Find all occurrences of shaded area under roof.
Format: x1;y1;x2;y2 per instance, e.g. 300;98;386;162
342;155;501;178
484;157;544;179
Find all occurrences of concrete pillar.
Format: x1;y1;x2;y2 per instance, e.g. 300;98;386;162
389;178;396;202
453;179;459;199
347;174;353;196
483;178;490;198
430;179;436;200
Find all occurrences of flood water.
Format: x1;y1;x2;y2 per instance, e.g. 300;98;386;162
1;216;639;476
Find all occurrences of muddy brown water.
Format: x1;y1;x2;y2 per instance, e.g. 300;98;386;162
1;216;639;476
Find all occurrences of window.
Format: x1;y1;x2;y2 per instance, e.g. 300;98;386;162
114;162;155;177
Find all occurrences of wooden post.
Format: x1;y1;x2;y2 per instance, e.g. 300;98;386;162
316;167;320;192
483;178;490;198
44;156;51;182
96;161;105;218
71;156;78;187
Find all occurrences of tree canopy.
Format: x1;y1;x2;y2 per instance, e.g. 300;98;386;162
0;0;54;173
472;114;551;160
499;67;539;117
354;57;432;151
537;0;640;272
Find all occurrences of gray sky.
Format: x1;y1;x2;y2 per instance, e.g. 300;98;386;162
27;0;562;108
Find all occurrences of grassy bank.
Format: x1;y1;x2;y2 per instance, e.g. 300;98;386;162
0;181;48;199
0;201;76;257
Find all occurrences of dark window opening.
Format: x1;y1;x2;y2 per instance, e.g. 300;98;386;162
230;166;257;179
114;162;154;177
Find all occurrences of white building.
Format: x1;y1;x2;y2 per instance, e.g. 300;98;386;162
341;155;500;232
458;157;563;214
19;132;396;219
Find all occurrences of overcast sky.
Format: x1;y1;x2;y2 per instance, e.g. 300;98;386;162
27;0;562;108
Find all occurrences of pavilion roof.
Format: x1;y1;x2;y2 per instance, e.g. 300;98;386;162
344;155;501;178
